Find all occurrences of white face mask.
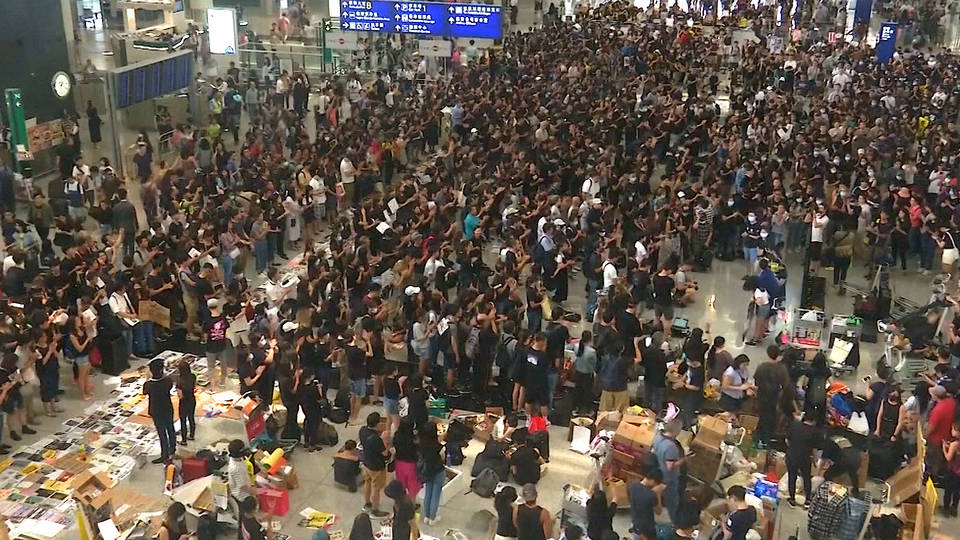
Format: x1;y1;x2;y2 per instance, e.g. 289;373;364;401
760;230;769;239
748;215;757;223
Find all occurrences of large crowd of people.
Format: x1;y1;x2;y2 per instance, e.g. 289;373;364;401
4;0;960;537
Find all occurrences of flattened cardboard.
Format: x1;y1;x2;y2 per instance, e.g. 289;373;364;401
887;457;923;506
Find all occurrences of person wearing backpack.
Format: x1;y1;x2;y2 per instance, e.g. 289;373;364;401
471;467;500;498
495;322;520;407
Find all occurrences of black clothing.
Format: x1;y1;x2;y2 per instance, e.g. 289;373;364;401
516;504;547;540
510;446;541;484
143;376;174;419
359;426;386;470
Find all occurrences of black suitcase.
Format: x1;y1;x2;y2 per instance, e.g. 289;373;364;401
548;390;573;427
99;335;129;375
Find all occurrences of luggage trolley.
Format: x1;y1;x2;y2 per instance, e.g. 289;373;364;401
789;308;825;350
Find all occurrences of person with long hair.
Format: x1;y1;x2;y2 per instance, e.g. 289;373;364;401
804;352;832;425
392;418;421;499
706;335;732;381
493;485;518;540
157;502;189;540
35;328;62;416
349;512;375;540
419;421;446;525
176;360;196;445
65;315;93;400
573;330;598;414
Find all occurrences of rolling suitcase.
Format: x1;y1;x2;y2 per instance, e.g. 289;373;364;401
99;335;129;375
181;457;211;483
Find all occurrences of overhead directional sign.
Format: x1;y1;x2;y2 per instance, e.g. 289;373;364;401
339;0;501;39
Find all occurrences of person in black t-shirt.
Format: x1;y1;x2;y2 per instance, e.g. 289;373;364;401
785;413;819;505
522;333;550;417
344;330;369;425
143;358;176;464
642;332;668;418
651;266;676;337
358;412;390;517
237;495;273;540
384;479;417;540
175;360;196;445
509;429;545;485
723;486;757;540
203;299;231;389
404;373;429;431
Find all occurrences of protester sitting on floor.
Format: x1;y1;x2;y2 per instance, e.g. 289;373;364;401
510;429;545;486
673;262;698;306
333;440;362;492
157;502;190;540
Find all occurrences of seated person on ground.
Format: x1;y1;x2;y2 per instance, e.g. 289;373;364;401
333;440;361;491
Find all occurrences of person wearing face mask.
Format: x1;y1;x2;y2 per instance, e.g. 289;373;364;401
875;386;906;445
808;205;829;272
157;502;190;540
831;221;855;293
741;212;762;275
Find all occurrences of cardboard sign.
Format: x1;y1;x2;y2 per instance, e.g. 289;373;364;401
138;300;171;329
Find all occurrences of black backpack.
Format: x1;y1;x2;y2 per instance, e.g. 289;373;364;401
196;513;218;540
495;335;518;369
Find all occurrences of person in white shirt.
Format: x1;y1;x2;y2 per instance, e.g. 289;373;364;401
809;206;829;272
340;154;357;208
226;439;255;514
601;248;619;290
581;176;600;200
109;282;154;358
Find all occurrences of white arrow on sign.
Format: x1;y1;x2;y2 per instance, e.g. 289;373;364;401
448;17;453;23
342;21;349;28
448;6;454;11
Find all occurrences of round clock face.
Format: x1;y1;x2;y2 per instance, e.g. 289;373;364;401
52;72;72;98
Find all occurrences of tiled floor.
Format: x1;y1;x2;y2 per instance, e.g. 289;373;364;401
20;3;949;539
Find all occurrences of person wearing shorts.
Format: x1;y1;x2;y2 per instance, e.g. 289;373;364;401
345;330;369;425
652;266;676;338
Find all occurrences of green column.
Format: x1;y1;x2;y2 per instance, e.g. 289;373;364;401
4;89;27;174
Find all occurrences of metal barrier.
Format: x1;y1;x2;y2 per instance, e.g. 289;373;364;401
237;44;346;78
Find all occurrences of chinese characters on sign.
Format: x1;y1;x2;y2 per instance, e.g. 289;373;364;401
339;0;502;39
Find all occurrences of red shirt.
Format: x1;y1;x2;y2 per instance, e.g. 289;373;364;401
928;397;957;444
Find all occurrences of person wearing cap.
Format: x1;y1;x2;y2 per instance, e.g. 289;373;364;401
143;358;176;463
203;299;231;390
652;420;690;522
513;484;552;540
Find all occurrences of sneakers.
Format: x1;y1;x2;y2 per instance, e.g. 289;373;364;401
9;432;21;442
21;426;36;435
362;503;372;514
370;509;389;518
151;457;166;464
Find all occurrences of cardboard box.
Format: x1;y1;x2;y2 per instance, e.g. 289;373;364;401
106;486;166;530
280;465;299;490
888;457;923;505
739;414;759;432
604;478;629;506
485;407;505;417
695;415;729;449
595;411;621;432
568;417;595;442
473;415;494;441
70;470;116;510
612;420;655;455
